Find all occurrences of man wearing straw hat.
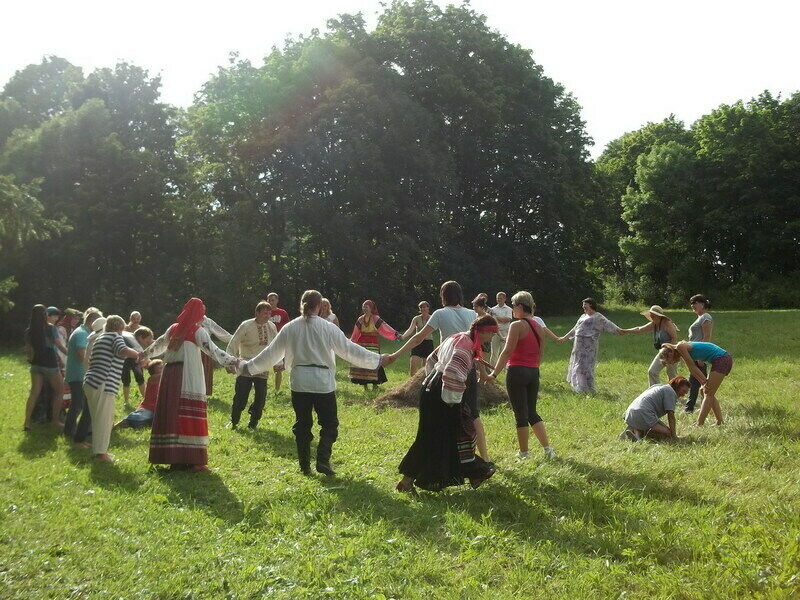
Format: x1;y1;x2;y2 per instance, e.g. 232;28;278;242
620;305;679;385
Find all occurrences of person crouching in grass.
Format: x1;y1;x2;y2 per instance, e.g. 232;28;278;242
620;377;691;441
115;360;164;429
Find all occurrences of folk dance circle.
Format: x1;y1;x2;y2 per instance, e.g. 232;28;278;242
23;282;731;491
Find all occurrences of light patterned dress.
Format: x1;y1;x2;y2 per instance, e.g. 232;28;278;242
565;312;621;393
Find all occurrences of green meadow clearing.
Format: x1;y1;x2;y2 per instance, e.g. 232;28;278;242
1;309;799;599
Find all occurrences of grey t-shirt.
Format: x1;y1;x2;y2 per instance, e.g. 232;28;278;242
427;306;477;341
688;313;713;342
624;384;677;429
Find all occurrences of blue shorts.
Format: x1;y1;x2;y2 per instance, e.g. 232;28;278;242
121;408;154;429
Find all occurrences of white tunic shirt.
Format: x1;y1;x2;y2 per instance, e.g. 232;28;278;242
237;315;381;393
489;304;513;337
226;318;278;378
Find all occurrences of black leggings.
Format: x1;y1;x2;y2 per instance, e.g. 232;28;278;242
506;366;542;428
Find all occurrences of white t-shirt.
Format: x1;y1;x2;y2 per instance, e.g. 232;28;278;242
326;313;337;323
533;316;547;329
489;304;513;337
427;306;477;341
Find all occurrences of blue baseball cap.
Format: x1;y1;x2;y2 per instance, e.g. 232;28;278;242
46;306;62;316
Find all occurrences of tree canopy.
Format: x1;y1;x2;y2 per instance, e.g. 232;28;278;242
1;1;797;339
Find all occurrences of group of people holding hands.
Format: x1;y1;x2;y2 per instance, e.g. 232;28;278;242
21;281;731;493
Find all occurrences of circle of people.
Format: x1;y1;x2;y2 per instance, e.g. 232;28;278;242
22;282;729;492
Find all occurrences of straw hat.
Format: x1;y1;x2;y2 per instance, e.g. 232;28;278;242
641;305;668;320
92;317;107;332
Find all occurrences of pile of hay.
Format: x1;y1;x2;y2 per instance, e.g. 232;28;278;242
373;370;509;409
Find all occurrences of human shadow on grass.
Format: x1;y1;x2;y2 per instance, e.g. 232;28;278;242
156;469;244;524
17;427;59;458
88;459;145;493
735;403;800;440
310;474;694;566
206;395;230;415
246;427;297;459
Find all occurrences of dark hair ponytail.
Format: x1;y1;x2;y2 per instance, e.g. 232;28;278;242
27;304;47;355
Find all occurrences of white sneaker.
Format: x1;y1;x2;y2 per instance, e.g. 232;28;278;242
543;447;557;459
517;451;529;459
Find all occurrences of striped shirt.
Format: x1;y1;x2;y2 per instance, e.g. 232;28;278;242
84;332;129;394
425;333;475;405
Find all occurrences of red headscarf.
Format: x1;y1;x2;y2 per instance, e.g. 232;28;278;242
167;298;206;350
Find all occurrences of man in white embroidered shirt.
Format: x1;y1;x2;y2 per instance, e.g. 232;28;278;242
235;290;396;476
226;301;278;429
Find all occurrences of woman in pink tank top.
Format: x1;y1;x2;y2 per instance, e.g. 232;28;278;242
486;291;556;460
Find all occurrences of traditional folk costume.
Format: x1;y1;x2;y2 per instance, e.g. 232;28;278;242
349;301;401;385
226;317;278;428
199;315;232;396
564;312;621;393
237;314;382;474
399;331;496;491
145;299;239;467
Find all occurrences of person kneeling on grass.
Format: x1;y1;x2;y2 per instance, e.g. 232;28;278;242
115;360;164;429
620;377;690;441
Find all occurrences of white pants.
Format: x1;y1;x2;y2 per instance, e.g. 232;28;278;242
648;353;677;386
84;383;116;455
490;334;506;367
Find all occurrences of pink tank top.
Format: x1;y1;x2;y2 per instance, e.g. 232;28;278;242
508;318;541;368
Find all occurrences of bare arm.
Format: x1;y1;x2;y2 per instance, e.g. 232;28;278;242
540;326;560;342
394;324;434;354
667;411;676;438
621;321;654;335
702;320;713;342
401;317;418;341
667;342;707;383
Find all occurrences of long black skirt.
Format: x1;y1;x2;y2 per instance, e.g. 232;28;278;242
399;372;494;491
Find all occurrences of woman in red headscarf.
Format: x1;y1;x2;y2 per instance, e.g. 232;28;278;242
143;299;240;471
349;300;401;390
394;315;498;493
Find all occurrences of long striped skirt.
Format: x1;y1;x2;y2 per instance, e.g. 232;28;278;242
149;363;209;466
349;333;387;384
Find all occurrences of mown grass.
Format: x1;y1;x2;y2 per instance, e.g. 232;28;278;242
1;308;799;599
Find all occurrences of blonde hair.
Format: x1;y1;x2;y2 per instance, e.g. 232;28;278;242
300;290;323;319
105;315;126;332
319;298;332;319
659;345;679;366
510;291;535;314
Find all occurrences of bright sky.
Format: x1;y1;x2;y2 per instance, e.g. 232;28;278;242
2;0;798;157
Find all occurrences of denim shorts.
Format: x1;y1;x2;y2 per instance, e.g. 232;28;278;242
30;365;60;376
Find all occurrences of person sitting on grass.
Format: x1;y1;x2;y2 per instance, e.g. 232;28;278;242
115;360;164;429
620;376;690;441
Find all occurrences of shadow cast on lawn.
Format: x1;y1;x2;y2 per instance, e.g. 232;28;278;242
316;472;696;567
735;403;800;440
89;459;145;493
17;427;59;458
247;427;297;459
157;469;244;524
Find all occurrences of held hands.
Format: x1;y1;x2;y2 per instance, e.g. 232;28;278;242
381;353;398;367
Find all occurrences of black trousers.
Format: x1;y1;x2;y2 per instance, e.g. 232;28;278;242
686;362;708;410
64;381;88;438
231;375;267;426
291;391;338;447
506;366;542;428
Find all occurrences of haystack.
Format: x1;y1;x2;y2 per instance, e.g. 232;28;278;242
373;370;509;409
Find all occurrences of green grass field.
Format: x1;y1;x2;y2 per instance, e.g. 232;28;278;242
1;309;799;599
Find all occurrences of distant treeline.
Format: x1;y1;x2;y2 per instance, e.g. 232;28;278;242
1;1;797;340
